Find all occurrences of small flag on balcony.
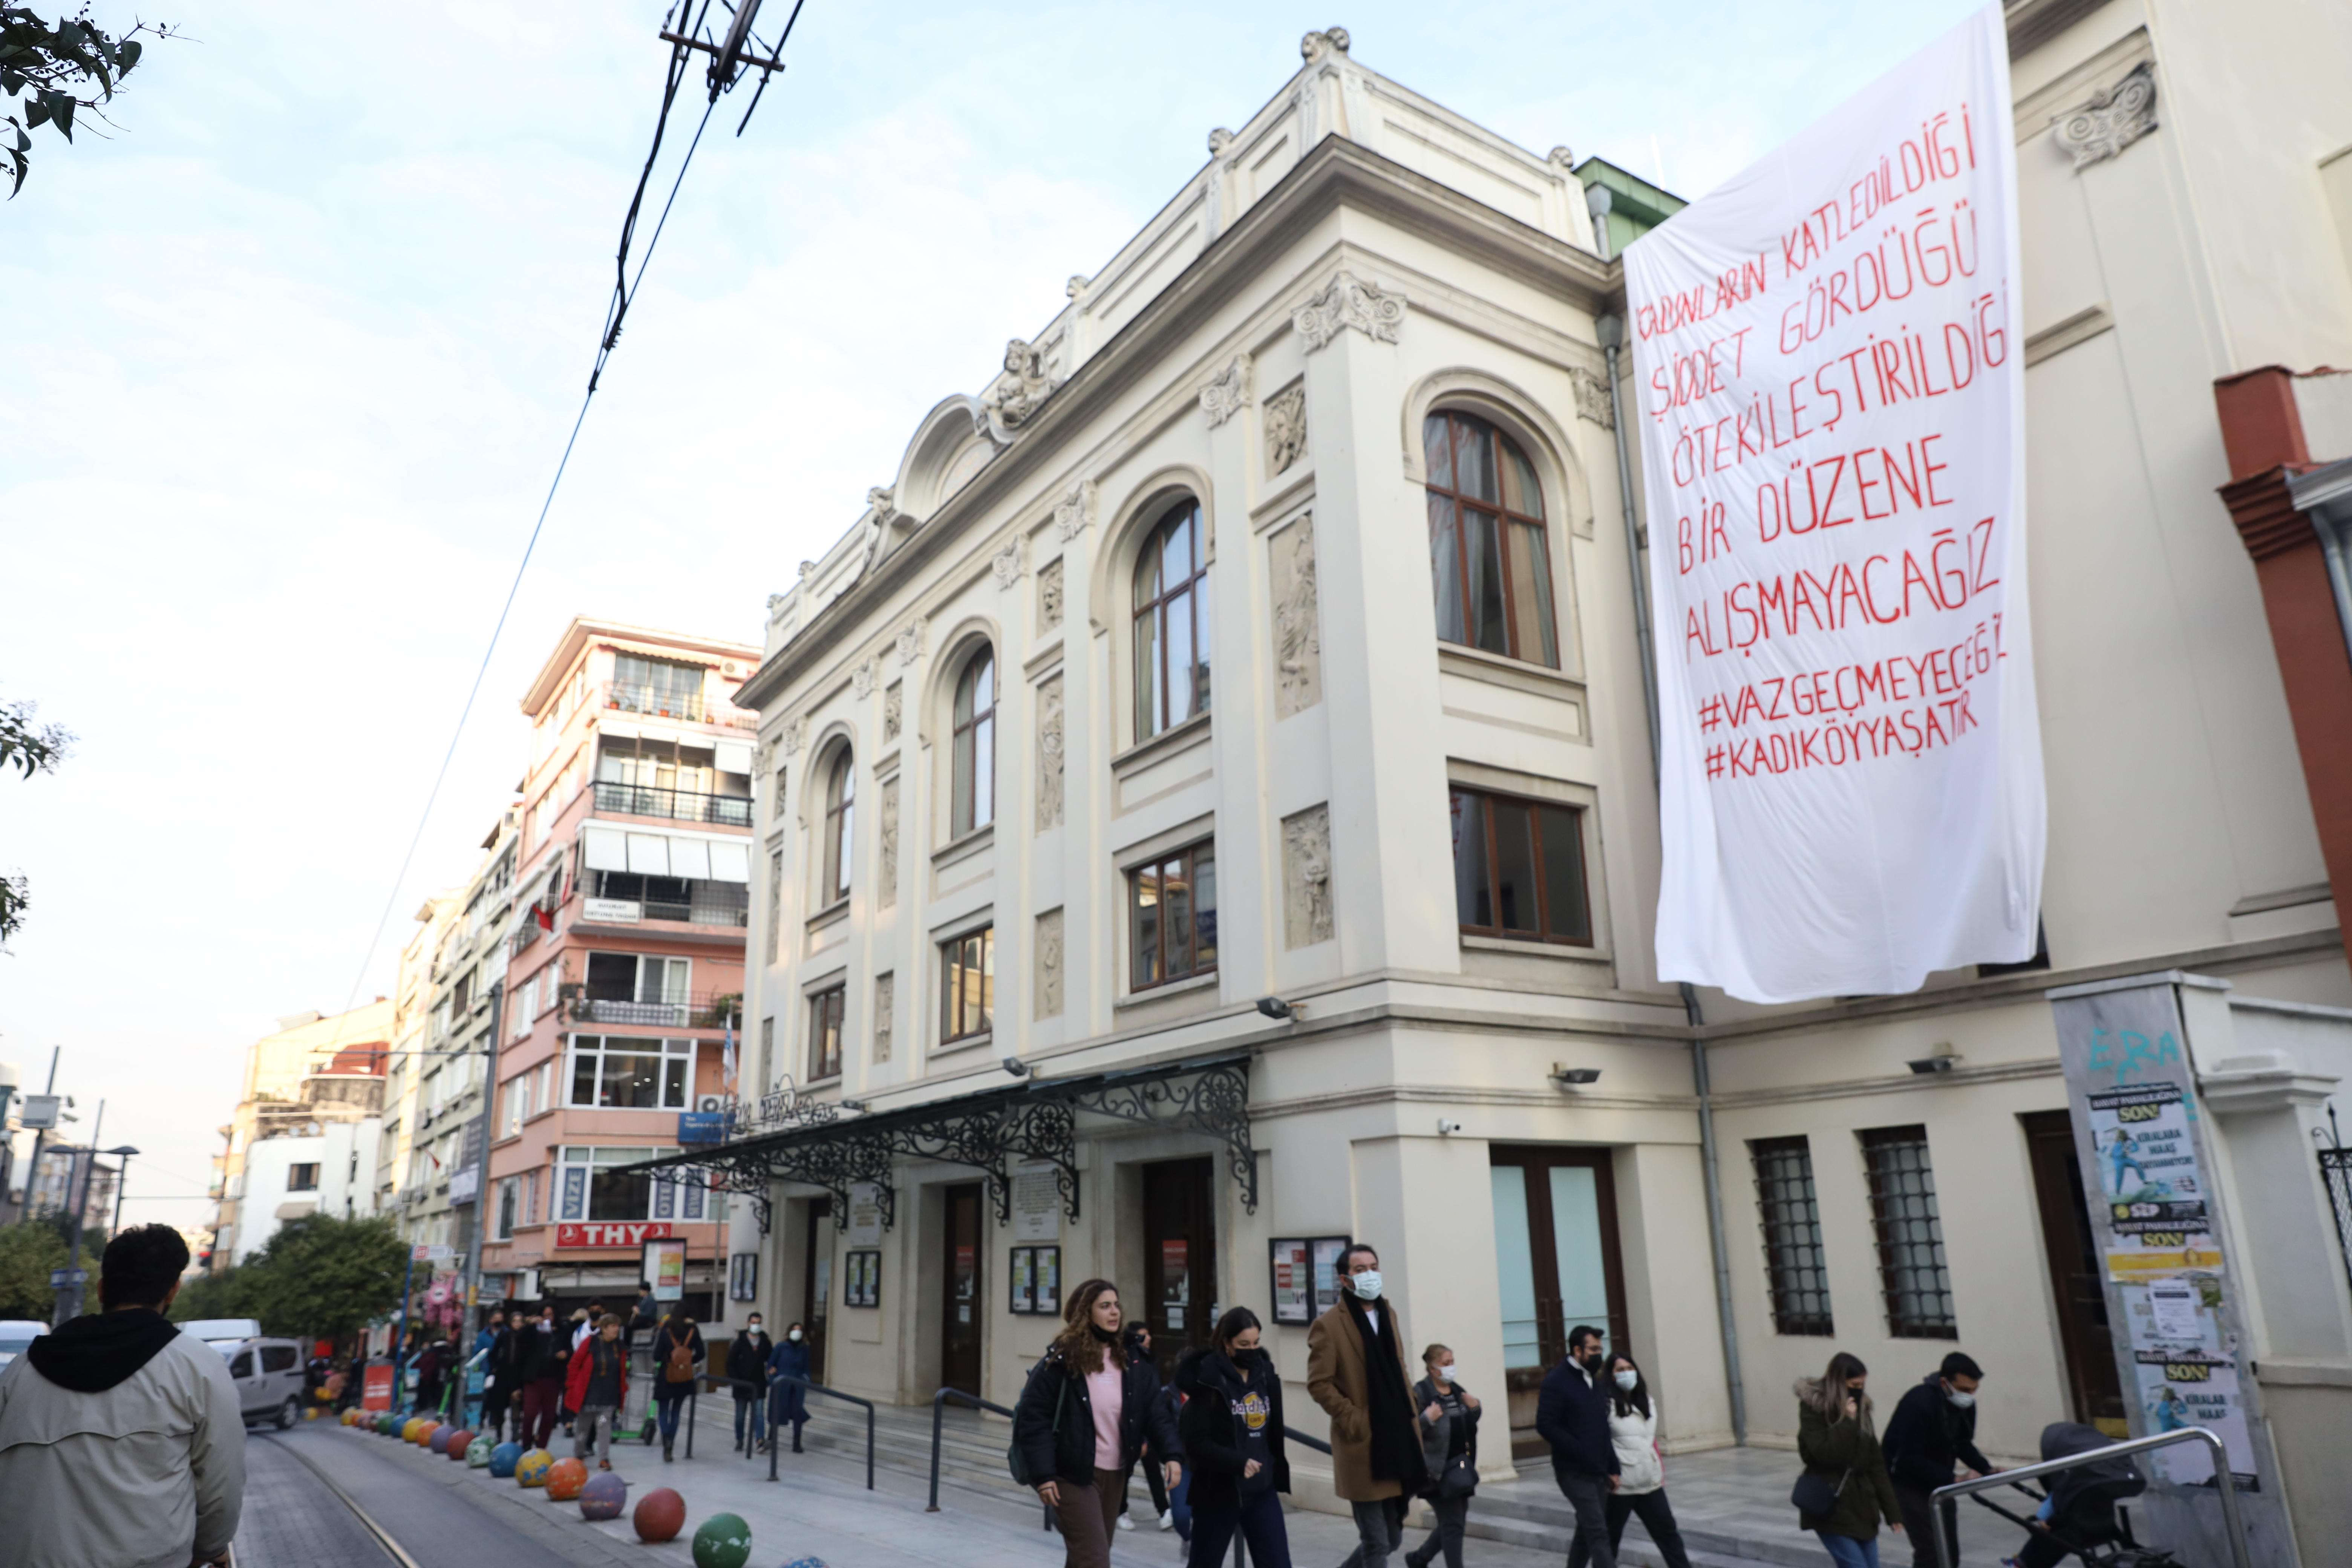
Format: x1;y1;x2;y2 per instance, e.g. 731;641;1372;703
534;902;553;932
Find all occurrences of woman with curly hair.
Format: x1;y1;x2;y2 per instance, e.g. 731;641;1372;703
1014;1278;1185;1568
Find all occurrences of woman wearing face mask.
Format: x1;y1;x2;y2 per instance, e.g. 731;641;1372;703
1176;1307;1291;1568
1403;1345;1479;1568
1013;1279;1184;1568
1597;1355;1690;1568
766;1321;812;1454
1795;1353;1902;1568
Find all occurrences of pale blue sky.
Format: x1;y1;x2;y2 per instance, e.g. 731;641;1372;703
0;0;1981;1227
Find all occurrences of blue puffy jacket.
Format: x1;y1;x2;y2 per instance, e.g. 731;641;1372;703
767;1338;811;1423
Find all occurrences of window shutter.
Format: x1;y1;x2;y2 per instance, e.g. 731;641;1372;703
668;837;712;880
707;841;751;883
626;833;671;875
582;825;628;872
715;740;753;775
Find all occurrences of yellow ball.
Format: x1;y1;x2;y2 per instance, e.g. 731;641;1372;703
516;1449;555;1488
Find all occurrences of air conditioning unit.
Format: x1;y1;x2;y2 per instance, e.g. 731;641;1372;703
695;1095;726;1115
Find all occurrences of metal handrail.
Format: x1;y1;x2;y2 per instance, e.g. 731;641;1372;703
1928;1426;2250;1568
1283;1425;1332;1456
929;1387;1022;1514
763;1373;875;1489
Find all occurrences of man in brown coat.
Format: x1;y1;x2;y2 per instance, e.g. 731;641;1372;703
1307;1242;1426;1568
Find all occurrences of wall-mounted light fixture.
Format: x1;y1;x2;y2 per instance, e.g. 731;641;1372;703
1906;1042;1960;1076
839;1098;871;1113
1256;996;1306;1022
1001;1057;1032;1078
1551;1065;1602;1087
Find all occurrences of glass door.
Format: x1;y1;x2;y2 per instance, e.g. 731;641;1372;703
801;1196;831;1383
1488;1146;1629;1456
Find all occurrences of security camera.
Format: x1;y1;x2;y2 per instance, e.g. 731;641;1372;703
1551;1066;1601;1087
1436;1119;1464;1136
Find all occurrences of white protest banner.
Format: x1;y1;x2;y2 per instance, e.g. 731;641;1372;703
1626;4;2043;1003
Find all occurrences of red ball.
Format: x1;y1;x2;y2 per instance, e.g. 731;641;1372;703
442;1429;473;1460
634;1487;687;1543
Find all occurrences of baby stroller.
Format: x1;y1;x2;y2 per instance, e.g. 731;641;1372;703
1970;1423;2176;1568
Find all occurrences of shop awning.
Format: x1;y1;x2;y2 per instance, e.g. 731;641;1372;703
615;1052;1255;1236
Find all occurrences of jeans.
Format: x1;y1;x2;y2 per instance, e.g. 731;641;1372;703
1815;1532;1881;1568
1340;1497;1405;1568
655;1386;689;1446
1187;1487;1290;1568
1893;1482;1958;1568
1606;1489;1692;1568
574;1405;617;1465
733;1392;767;1447
1557;1468;1618;1568
1407;1493;1471;1568
1168;1467;1193;1544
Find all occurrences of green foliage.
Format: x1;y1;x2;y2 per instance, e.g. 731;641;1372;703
0;6;175;196
237;1213;409;1340
0;697;70;945
0;1222;67;1318
168;1263;259;1325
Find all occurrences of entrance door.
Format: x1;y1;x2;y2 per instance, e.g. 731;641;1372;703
1142;1158;1217;1382
2022;1111;2126;1435
1489;1146;1629;1456
801;1196;832;1383
941;1184;984;1396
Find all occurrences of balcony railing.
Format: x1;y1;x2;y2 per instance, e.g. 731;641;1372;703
593;778;753;827
567;988;743;1030
579;882;751;928
603;682;757;731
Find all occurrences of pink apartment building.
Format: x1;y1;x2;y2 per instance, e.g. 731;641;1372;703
481;617;762;1319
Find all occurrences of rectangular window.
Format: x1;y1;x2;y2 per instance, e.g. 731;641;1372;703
1449;787;1591;945
286;1163;320;1193
1752;1136;1834;1335
940;926;995;1043
556;1144;684;1222
1130;842;1219;990
565;1035;697;1110
494;1176;519;1240
525;1168;541;1227
807;986;845;1081
1860;1126;1958;1338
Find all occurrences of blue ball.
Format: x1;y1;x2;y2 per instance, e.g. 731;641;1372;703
489;1440;524;1478
779;1559;832;1568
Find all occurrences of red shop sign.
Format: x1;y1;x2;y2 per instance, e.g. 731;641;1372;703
556;1221;677;1250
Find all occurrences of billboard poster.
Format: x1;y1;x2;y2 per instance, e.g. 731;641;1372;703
2131;1351;2256;1489
1625;3;2043;1002
644;1237;687;1302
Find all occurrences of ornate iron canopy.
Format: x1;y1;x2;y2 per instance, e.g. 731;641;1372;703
622;1053;1255;1234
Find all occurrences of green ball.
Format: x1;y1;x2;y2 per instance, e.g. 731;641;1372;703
466;1435;493;1468
691;1512;753;1568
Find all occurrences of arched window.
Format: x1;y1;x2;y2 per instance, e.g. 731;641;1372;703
1424;412;1558;667
951;647;995;836
1133;499;1211;739
821;747;855;904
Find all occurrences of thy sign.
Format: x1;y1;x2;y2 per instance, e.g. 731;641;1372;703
556;1221;677;1250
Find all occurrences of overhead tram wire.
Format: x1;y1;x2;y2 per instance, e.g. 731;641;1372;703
316;0;808;1066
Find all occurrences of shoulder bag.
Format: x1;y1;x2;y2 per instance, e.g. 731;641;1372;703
1007;1358;1067;1487
1791;1467;1849;1517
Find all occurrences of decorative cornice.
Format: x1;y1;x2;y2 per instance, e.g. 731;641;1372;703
1199;355;1253;427
1294;270;1405;352
1299;26;1350;63
2055;63;2157;169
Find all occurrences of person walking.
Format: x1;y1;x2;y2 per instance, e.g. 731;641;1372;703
1796;1353;1903;1568
726;1312;773;1453
767;1321;811;1453
1541;1325;1621;1568
651;1309;705;1461
1881;1352;1992;1568
1176;1307;1290;1568
1121;1323;1175;1531
1306;1242;1426;1568
1404;1344;1481;1568
1594;1354;1692;1568
477;1311;514;1441
519;1303;570;1450
565;1315;629;1472
1012;1278;1184;1568
0;1225;246;1568
572;1300;606;1354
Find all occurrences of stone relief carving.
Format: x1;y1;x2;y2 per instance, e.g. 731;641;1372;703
1037;558;1064;631
766;591;789;618
894;614;927;668
988;338;1058;429
852;655;879;699
991;531;1028;590
1293;272;1405;353
1265;383;1308;474
866;485;903;531
1035;908;1065;1019
1199;355;1252;427
766;847;784;966
878;775;900;910
1548;145;1575;169
780;715;805;756
1066;275;1090;299
1270;514;1323;719
1570;366;1615;428
1300;26;1350;61
2055;64;2157;169
1035;673;1066;832
1207;127;1234;156
882;681;902;743
873;972;893;1064
1052;480;1097;541
1282;804;1335;949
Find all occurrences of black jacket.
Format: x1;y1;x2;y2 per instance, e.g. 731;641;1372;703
1881;1374;1991;1491
725;1331;773;1390
1014;1340;1184;1486
520;1320;570;1382
1177;1347;1289;1511
1412;1374;1481;1496
1535;1357;1618;1478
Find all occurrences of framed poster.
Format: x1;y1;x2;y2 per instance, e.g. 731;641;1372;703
1010;1246;1036;1314
1268;1238;1312;1324
643;1237;687;1302
1034;1245;1061;1317
1309;1236;1351;1315
844;1249;882;1309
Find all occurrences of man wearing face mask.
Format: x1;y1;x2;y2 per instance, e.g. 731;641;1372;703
726;1314;774;1454
1880;1352;1992;1568
1306;1243;1426;1568
1538;1326;1620;1568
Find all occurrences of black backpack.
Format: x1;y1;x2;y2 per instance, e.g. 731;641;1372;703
1007;1355;1066;1487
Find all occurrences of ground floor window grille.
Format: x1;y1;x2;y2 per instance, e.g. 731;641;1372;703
1860;1125;1957;1338
1752;1135;1834;1335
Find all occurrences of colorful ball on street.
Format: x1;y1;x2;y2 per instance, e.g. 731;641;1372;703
516;1449;554;1488
488;1441;523;1477
778;1559;833;1568
440;1428;472;1459
414;1421;441;1448
689;1511;752;1568
466;1436;493;1468
545;1457;588;1500
632;1487;686;1543
579;1471;628;1521
428;1426;453;1453
380;1415;400;1436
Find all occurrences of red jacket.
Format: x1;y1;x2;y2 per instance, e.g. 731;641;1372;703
565;1335;629;1409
